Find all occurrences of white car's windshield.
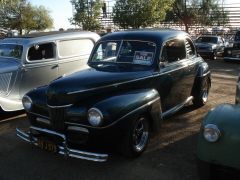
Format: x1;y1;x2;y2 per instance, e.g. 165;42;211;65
0;44;23;59
91;41;156;65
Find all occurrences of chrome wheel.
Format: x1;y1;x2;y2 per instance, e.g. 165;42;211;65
133;117;149;152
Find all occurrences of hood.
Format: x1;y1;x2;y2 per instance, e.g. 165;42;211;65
0;58;21;73
46;67;153;106
195;42;216;47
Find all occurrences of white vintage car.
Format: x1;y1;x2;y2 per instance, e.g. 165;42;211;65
0;31;100;111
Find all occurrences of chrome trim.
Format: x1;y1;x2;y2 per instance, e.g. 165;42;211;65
67;76;152;95
16;126;108;162
47;104;73;108
27;111;50;120
65;97;160;129
224;57;240;61
67;126;89;134
36;117;50;125
162;96;194;119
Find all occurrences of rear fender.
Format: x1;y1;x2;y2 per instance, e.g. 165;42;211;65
191;62;211;97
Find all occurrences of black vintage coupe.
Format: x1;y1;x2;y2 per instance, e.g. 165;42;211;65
17;30;211;162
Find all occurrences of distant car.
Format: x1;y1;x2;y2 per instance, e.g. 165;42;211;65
0;31;100;111
197;75;240;180
16;30;211;162
224;30;240;62
195;35;227;60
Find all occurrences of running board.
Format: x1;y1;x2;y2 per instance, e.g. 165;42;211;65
162;96;194;119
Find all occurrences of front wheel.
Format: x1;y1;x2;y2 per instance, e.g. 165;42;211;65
193;78;210;107
118;115;150;158
211;51;217;60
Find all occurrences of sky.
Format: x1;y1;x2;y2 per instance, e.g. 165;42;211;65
30;0;240;31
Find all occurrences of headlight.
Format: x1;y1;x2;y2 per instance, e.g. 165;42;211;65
203;124;221;142
22;95;33;111
88;108;103;126
227;50;232;54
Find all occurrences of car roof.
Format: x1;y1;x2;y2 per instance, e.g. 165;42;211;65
12;30;90;38
99;30;190;44
0;30;100;46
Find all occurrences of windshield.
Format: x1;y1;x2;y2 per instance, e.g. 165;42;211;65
0;44;23;59
90;41;156;65
196;37;217;44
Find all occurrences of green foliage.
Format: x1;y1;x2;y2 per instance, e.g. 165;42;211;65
0;0;53;34
31;5;53;32
112;0;174;29
165;0;229;33
69;0;103;31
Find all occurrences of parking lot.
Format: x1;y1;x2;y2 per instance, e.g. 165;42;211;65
0;57;239;180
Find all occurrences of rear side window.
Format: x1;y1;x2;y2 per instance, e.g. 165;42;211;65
58;39;94;57
161;39;186;63
28;43;54;61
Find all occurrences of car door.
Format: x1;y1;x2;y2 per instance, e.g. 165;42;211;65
19;42;58;97
153;38;192;112
57;38;95;76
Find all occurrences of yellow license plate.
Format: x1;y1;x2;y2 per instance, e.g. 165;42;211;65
37;138;59;153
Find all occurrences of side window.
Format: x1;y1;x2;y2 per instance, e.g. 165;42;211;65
185;38;195;58
28;43;54;61
58;39;94;57
161;39;186;63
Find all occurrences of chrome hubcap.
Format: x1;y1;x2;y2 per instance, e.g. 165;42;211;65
133;117;149;152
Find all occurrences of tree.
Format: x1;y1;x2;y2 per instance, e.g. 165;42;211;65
31;5;53;32
0;0;53;34
165;0;229;33
112;0;174;29
69;0;102;31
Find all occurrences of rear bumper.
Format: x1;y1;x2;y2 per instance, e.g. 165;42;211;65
16;126;108;162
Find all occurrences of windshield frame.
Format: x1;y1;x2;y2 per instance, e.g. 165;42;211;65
0;43;23;60
88;40;156;66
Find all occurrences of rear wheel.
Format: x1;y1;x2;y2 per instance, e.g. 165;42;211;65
193;78;210;107
118;115;150;158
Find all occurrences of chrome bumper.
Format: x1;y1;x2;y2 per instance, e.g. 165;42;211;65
16;126;108;162
224;57;240;61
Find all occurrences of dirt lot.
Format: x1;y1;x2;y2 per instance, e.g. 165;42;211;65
0;57;240;180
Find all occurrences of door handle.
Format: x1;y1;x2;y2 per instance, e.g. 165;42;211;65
52;65;58;69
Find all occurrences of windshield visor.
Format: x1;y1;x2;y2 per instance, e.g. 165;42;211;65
0;44;23;59
90;41;156;65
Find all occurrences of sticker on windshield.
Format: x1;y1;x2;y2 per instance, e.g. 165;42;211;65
133;51;153;65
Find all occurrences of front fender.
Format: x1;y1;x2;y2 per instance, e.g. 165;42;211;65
197;103;240;169
66;88;162;132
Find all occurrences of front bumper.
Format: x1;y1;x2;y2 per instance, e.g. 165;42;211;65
16;126;108;162
224;57;240;61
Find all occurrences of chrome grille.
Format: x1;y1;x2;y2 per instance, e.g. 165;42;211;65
232;50;240;57
0;72;12;96
48;105;72;133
